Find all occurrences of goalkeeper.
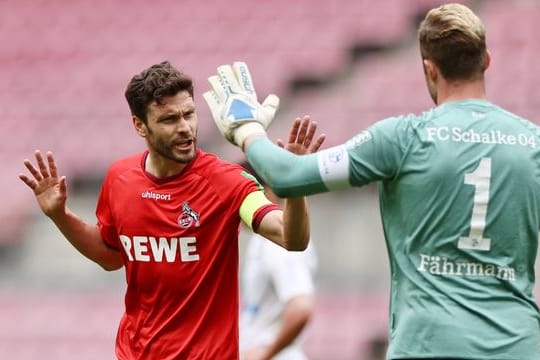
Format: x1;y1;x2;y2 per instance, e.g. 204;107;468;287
204;3;540;360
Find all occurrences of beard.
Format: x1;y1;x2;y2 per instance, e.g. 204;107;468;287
148;133;197;164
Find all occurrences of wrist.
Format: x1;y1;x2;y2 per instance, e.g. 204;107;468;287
47;207;69;223
233;122;266;148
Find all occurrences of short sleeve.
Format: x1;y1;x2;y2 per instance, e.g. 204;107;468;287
96;173;119;249
206;162;266;217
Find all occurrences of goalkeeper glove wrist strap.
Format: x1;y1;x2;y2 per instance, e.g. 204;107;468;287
234;122;267;148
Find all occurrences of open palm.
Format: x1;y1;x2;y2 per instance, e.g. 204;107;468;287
277;115;325;155
18;150;68;218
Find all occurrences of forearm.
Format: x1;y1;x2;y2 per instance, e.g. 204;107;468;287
263;295;315;359
49;208;123;271
282;197;310;251
246;137;328;197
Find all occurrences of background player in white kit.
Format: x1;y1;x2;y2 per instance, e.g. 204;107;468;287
240;165;317;360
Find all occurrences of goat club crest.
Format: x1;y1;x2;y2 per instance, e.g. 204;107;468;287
178;202;201;228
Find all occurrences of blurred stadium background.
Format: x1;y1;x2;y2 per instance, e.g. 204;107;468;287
1;0;539;358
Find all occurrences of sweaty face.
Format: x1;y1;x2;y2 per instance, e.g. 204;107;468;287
143;91;198;165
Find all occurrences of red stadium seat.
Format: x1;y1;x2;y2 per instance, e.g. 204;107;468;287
4;0;538;245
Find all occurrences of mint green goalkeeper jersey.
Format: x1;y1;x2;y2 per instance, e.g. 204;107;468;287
246;99;540;359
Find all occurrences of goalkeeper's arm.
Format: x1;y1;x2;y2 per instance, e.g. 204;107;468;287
245;137;350;198
203;61;351;197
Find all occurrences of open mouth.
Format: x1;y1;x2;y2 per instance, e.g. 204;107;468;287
174;139;193;151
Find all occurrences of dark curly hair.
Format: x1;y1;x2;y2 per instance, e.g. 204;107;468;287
125;61;194;123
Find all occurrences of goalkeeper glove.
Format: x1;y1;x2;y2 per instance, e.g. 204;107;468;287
203;62;280;148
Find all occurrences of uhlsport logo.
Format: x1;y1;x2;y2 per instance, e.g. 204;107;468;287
141;190;172;201
178;202;201;228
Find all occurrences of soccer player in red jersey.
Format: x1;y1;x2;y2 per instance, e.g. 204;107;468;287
18;61;324;360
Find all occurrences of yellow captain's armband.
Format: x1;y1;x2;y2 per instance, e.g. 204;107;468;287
239;191;273;230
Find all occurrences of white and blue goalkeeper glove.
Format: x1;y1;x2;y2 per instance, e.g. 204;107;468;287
203;62;280;147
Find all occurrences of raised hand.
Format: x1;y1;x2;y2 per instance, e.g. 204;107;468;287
18;150;67;218
277;115;325;155
203;62;280;147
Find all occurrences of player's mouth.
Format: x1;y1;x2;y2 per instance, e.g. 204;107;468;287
174;139;194;151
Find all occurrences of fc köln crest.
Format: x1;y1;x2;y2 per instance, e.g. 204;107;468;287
178;202;201;228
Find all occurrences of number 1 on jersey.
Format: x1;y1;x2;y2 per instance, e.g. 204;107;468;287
458;157;492;251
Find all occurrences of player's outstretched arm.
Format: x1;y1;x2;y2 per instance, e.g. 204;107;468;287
19;150;123;271
280;116;324;250
256;117;325;251
205;62;334;198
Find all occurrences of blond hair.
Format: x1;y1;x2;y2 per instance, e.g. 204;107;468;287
418;3;487;80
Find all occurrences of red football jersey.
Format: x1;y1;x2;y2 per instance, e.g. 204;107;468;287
96;149;268;359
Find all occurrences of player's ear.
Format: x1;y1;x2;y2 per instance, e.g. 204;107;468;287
423;58;438;83
133;116;147;138
483;49;491;72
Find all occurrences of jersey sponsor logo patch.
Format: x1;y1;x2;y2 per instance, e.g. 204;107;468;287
417;253;516;281
141;190;172;201
471;110;486;119
119;235;200;262
178;201;201;228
